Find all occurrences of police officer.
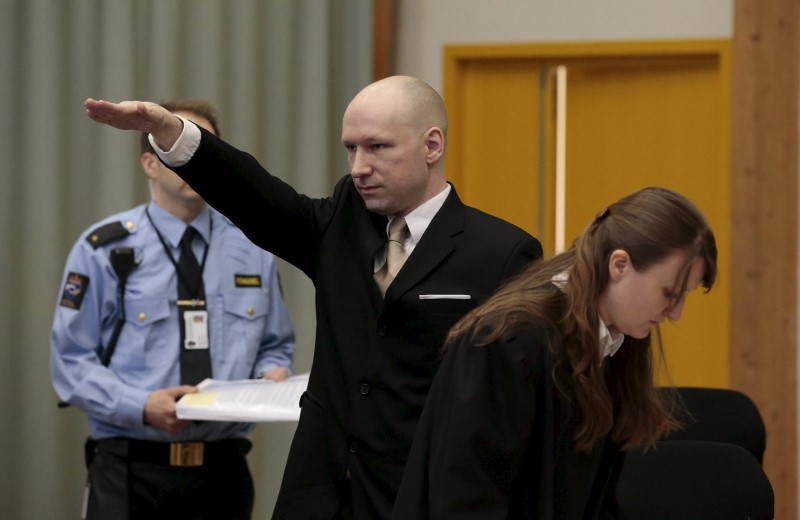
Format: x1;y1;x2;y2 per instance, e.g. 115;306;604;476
51;99;296;520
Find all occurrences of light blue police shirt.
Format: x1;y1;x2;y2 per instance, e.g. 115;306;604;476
51;202;296;441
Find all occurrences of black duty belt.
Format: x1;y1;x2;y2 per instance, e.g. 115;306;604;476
94;437;252;468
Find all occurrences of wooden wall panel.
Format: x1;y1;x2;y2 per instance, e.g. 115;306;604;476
372;0;395;80
731;1;799;518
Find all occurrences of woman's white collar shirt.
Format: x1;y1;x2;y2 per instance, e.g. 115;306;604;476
551;271;625;358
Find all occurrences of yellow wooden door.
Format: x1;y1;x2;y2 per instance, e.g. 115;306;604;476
445;41;731;387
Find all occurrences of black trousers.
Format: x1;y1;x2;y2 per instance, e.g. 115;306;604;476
84;437;254;520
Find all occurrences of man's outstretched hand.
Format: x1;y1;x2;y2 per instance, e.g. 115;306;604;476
84;99;184;151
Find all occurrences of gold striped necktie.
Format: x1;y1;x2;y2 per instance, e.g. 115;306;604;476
375;217;409;296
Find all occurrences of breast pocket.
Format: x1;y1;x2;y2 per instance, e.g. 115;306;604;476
415;296;475;337
220;292;270;376
390;295;477;363
117;298;171;370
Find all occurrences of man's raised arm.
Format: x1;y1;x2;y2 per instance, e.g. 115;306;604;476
84;99;184;152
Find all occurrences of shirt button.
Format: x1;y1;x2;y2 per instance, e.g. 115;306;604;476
359;383;370;395
138;312;146;322
377;327;387;337
349;442;359;453
247;307;255;317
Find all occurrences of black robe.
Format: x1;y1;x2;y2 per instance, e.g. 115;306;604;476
391;320;624;519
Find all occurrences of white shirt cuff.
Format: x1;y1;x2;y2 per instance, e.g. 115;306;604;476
147;115;201;167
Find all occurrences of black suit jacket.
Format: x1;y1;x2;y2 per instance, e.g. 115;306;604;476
174;128;543;519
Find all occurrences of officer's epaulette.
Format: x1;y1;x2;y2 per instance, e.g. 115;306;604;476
85;221;130;250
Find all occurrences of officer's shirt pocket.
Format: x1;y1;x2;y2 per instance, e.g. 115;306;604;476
220;291;270;377
118;298;171;371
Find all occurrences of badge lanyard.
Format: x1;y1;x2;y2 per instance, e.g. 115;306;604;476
145;207;211;300
145;207;212;354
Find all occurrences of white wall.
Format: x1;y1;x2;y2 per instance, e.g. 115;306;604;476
395;0;733;92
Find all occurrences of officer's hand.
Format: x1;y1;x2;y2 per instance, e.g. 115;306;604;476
84;99;184;151
260;367;289;381
143;385;198;435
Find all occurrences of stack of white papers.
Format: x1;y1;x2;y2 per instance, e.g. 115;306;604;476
176;373;309;422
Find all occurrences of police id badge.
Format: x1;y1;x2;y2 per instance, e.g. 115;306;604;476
179;302;209;351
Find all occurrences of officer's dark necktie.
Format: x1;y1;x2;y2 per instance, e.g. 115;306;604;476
178;226;212;384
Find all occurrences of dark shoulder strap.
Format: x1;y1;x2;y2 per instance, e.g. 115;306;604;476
85;221;130;249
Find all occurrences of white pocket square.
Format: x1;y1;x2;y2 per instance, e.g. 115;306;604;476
419;294;471;300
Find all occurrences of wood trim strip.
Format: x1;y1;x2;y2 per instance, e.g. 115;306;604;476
372;0;395;81
731;1;799;518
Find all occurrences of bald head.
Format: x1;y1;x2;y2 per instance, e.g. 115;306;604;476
350;76;448;147
341;76;449;216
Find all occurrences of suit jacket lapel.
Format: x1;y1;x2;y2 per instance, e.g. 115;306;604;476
364;210;389;302
385;187;465;300
364;210;388;261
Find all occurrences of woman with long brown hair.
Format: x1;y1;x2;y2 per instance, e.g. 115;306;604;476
391;187;718;519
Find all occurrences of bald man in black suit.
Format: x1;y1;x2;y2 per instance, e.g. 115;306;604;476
86;75;543;519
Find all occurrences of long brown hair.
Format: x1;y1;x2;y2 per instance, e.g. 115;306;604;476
447;187;717;451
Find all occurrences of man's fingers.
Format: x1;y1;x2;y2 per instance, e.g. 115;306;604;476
262;367;290;381
168;385;199;399
84;99;150;131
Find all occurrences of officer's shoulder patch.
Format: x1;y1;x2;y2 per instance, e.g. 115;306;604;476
60;272;90;310
85;221;130;249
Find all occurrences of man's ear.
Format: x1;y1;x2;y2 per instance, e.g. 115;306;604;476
424;127;445;164
608;249;631;282
140;152;159;180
